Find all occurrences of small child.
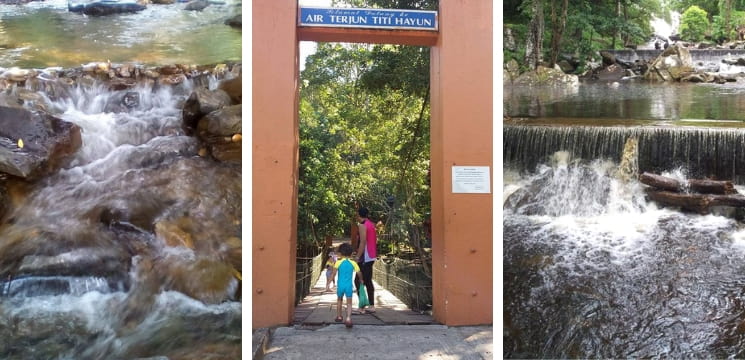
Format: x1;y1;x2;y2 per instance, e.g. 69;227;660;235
324;250;337;291
330;242;363;328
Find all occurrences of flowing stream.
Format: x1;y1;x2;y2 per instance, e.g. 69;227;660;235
0;2;241;357
504;80;745;357
0;0;241;68
0;71;241;359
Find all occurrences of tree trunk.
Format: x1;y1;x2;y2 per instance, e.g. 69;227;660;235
525;0;544;70
645;189;745;214
639;172;737;195
612;0;620;49
724;0;733;41
549;0;568;67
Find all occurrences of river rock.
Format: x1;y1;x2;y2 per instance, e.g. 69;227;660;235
182;87;232;133
151;0;174;3
208;138;240;163
69;1;146;15
0;106;82;180
513;66;579;86
103;91;140;113
225;14;241;28
183;0;208;10
722;57;745;66
504;59;520;85
644;44;694;82
218;74;241;104
600;51;617;66
594;64;625;82
200;104;241;136
0;180;8;222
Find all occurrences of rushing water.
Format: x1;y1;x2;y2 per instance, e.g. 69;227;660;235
0;72;241;358
0;0;241;68
504;81;745;357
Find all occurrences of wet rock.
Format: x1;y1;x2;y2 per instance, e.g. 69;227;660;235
103;91;141;113
109;76;138;91
0;179;8;222
218;74;241;104
69;1;146;15
208;139;241;163
201;104;241;136
513;66;579;86
158;64;182;76
0;67;35;83
183;0;208;10
161;257;238;303
225;14;241;28
151;0;174;4
594;64;626;82
181;87;232;133
0;106;82;180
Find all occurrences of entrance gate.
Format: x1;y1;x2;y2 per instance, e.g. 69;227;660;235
252;0;492;328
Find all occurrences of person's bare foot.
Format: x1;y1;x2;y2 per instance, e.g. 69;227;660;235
344;318;353;328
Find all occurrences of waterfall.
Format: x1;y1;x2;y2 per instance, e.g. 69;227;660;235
504;125;745;183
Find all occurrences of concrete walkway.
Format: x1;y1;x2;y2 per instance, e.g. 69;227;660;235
253;262;494;359
259;325;494;360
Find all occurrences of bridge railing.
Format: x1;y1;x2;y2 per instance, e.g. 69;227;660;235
295;251;325;305
373;256;432;312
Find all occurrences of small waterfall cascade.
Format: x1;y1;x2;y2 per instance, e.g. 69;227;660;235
0;67;241;358
504;125;745;183
504;149;745;358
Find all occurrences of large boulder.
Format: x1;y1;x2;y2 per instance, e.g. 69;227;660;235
202;104;241;136
644;44;694;82
504;59;520;85
0;106;82;180
181;87;232;133
513;66;579;86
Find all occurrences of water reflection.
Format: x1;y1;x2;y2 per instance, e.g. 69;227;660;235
0;0;241;68
505;82;745;122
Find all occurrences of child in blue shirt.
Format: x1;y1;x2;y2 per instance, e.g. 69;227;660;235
330;242;363;328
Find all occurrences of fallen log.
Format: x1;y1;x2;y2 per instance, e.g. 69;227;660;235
639;172;737;195
645;189;745;214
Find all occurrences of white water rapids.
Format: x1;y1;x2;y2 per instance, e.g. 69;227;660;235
0;74;241;358
504;152;745;358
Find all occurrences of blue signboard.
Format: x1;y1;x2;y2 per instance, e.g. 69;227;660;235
299;7;438;31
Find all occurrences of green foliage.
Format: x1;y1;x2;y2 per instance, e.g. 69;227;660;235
670;0;719;17
680;5;711;42
712;10;745;41
506;0;661;71
298;43;431;250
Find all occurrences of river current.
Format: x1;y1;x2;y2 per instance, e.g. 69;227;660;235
504;81;745;358
0;1;241;358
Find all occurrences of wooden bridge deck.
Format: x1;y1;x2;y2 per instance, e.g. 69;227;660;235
293;268;435;327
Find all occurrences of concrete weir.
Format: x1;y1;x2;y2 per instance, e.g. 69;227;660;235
604;49;745;64
504;125;745;183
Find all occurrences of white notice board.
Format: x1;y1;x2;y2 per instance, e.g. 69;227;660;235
452;166;490;193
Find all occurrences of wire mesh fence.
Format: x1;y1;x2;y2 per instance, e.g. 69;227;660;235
372;256;432;312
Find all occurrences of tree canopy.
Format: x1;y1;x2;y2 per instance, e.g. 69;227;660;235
298;40;431;254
